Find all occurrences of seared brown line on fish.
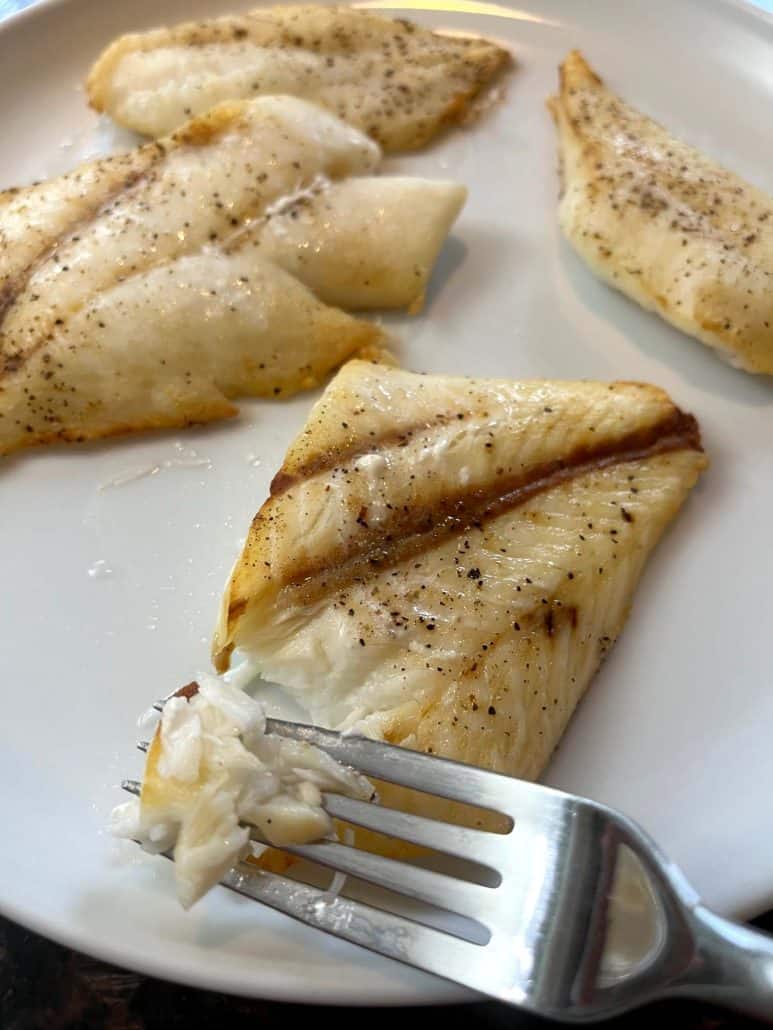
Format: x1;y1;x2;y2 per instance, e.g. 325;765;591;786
213;360;706;847
551;51;773;375
87;4;511;149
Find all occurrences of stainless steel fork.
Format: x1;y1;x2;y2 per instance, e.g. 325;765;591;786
125;719;773;1022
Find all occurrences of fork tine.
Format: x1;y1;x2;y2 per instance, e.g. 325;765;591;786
271;838;496;924
122;775;497;919
322;793;503;867
124;780;486;986
265;718;519;815
221;846;502;996
149;700;539;816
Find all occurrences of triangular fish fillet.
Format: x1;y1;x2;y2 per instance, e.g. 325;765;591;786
0;98;464;458
213;360;705;837
87;4;510;149
551;51;773;375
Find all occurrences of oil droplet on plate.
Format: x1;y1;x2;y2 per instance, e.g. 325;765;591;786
87;559;114;579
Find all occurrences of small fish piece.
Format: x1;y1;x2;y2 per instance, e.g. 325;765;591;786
0;97;464;458
87;4;510;149
213;360;706;844
550;51;773;375
112;675;373;907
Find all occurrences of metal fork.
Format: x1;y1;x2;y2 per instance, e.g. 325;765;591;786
125;719;773;1022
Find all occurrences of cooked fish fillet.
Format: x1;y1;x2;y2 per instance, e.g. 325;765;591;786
0;150;154;284
213;360;705;839
87;5;510;149
551;51;773;375
241;176;466;311
0;97;463;458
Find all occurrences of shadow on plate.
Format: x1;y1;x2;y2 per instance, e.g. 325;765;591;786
557;237;773;407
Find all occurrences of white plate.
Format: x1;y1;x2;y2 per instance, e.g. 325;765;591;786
2;0;773;1007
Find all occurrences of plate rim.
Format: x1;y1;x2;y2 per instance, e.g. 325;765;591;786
0;889;475;1006
1;0;772;1006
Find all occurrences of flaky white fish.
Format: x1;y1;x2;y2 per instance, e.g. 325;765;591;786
87;4;510;149
214;360;706;845
249;176;465;312
551;51;773;375
0;97;464;458
115;677;373;907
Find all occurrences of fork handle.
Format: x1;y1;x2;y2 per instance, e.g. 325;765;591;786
677;905;773;1020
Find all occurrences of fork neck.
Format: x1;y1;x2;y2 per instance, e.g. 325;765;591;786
671;904;773;1020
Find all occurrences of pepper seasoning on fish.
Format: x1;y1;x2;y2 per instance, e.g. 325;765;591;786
87;4;511;149
213;360;706;846
0;97;465;458
551;51;773;375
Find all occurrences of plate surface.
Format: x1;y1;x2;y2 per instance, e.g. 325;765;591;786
1;0;772;1006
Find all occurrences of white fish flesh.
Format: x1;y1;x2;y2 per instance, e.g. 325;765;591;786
113;675;373;907
551;51;773;375
241;175;466;311
0;97;464;458
213;359;706;843
87;4;511;149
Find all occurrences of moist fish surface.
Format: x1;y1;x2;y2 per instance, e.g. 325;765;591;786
113;677;373;908
551;51;773;375
0;97;464;459
87;4;510;149
214;360;706;842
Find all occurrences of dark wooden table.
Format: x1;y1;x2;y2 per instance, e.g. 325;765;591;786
3;910;772;1029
